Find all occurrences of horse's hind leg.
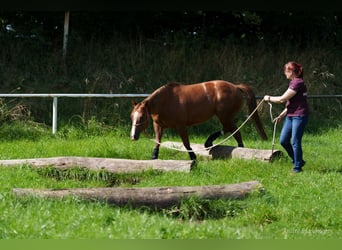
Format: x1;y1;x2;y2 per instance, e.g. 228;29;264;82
204;124;244;148
204;131;222;148
223;123;244;147
205;129;244;148
214;118;244;148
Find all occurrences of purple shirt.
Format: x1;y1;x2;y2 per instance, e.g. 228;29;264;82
286;77;309;116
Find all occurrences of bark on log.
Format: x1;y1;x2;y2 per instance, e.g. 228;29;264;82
0;157;193;173
161;141;282;162
12;180;263;208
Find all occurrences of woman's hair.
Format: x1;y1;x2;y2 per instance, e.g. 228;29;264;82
284;61;304;78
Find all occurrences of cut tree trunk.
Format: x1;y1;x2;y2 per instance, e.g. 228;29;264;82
0;157;193;173
12;180;263;208
161;141;282;162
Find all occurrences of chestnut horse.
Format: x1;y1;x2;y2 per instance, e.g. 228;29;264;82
130;80;267;160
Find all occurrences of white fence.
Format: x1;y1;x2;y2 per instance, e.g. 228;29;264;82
0;93;149;134
0;93;341;134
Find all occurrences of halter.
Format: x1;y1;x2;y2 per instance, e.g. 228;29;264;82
132;108;149;128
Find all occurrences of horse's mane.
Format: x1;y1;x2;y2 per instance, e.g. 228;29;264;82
145;82;180;104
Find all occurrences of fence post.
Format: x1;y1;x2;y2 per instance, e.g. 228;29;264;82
52;97;58;134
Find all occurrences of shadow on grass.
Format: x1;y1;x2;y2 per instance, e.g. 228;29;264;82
317;167;342;175
160;197;246;221
34;166;166;187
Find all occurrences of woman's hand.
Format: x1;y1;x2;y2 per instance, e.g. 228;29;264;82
273;115;283;123
263;95;271;102
273;112;286;123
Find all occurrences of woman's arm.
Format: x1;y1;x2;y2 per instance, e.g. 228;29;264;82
273;108;288;123
264;88;296;104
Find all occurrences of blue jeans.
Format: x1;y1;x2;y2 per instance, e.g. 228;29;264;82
279;115;308;171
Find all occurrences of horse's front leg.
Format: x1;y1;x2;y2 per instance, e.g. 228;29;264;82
151;122;163;159
177;127;196;161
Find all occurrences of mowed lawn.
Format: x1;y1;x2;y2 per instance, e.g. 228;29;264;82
0;123;341;239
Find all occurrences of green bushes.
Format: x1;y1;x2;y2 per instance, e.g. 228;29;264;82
1;34;341;128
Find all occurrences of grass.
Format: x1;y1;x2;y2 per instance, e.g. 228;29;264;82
0;122;341;239
0;31;341;240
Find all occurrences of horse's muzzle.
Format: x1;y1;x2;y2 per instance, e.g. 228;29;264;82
130;125;139;140
130;133;140;140
131;136;138;140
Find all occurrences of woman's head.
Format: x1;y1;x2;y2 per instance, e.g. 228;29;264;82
284;61;303;79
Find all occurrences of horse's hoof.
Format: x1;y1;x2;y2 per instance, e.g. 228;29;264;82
190;159;197;169
204;141;213;149
151;149;159;160
189;153;197;161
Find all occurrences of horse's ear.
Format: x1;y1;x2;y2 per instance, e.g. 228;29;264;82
131;99;137;106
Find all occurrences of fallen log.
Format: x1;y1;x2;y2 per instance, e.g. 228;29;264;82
0;157;193;173
12;180;263;208
161;141;282;162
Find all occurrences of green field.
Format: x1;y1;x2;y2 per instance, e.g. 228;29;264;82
1;16;341;240
0;121;341;239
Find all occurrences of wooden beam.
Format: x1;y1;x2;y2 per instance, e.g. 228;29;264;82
161;141;282;162
12;180;263;208
0;157;193;173
209;145;282;162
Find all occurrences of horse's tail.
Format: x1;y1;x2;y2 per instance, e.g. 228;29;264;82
236;84;268;140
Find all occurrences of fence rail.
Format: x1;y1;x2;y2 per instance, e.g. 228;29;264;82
0;93;341;134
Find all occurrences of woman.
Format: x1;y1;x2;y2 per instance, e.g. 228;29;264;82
264;61;309;173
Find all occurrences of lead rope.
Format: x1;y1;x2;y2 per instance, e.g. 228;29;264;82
151;99;276;153
267;101;278;155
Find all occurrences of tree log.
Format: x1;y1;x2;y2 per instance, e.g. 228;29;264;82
161;141;282;162
12;180;263;208
0;157;193;173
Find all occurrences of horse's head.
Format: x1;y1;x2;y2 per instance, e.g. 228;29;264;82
130;100;149;140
